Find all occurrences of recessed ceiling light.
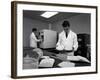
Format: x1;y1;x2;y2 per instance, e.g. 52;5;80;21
40;11;58;18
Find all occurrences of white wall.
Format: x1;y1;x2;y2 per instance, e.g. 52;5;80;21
23;17;48;47
52;14;90;34
0;0;99;80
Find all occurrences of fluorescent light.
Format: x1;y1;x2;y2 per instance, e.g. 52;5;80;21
41;12;58;18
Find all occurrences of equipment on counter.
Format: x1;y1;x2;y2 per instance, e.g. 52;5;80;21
39;29;57;49
58;61;75;67
39;58;55;68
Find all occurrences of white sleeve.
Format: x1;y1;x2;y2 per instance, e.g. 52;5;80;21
31;34;40;42
56;34;64;50
56;34;61;47
73;34;78;51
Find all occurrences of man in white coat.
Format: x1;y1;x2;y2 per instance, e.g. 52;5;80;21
56;20;78;56
56;20;90;63
30;28;41;48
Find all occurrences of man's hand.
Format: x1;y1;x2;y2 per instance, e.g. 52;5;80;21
40;39;43;42
38;39;42;42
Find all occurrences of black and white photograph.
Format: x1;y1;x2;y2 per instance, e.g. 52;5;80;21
11;1;97;78
23;10;91;69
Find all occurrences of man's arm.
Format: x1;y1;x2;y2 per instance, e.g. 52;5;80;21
32;34;42;42
73;34;78;51
56;34;64;50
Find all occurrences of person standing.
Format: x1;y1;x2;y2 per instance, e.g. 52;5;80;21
56;20;78;56
30;28;41;48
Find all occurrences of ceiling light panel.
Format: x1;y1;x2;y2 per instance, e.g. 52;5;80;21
40;12;58;18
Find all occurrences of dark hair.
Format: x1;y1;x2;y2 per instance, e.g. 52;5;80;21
32;28;37;32
62;20;70;27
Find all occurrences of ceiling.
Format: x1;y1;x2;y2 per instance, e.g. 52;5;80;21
23;10;81;23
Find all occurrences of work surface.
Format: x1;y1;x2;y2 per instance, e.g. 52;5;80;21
23;47;91;69
42;49;90;68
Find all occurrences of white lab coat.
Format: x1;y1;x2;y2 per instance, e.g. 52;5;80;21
56;30;78;51
30;32;40;48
